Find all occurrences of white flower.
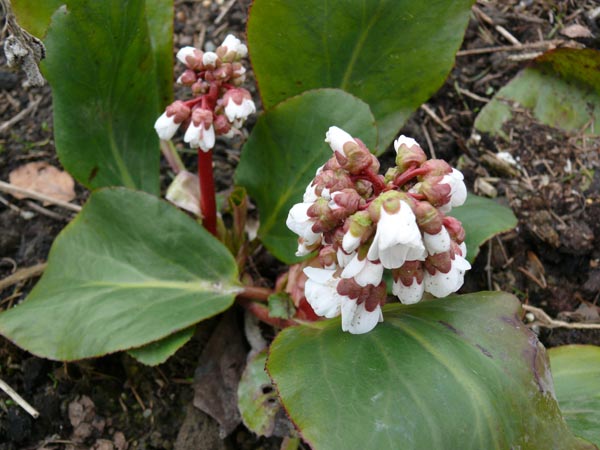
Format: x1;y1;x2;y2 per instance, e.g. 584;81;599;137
224;96;255;122
423;227;451;255
392;277;424;305
393;135;419;152
325;126;355;155
439;169;467;212
303;182;318;203
367;202;426;269
221;34;248;58
341;254;383;287
176;46;197;66
342;229;361;253
154;112;180;140
424;255;471;298
341;298;383;334
184;122;215;152
202;51;218;67
336;248;355;268
303;267;344;318
286;202;320;246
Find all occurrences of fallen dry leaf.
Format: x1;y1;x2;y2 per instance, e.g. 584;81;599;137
560;24;593;39
9;161;75;204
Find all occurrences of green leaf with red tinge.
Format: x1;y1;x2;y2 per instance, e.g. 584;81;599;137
268;292;596;450
475;48;600;138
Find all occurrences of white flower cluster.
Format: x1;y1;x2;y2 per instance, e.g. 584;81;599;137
286;127;470;334
154;34;255;151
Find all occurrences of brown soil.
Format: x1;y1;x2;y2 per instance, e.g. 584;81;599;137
0;0;599;449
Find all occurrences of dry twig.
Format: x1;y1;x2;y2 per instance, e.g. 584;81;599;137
0;377;40;418
522;304;600;330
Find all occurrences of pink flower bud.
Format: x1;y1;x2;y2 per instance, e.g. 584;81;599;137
319;246;337;269
213;114;231;136
420;159;452;177
417;176;452;207
177;69;197;85
412;201;443;235
443;216;466;244
176;47;203;70
394;135;427;172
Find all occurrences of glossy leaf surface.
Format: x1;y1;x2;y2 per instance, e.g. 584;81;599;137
235;89;377;263
43;0;161;193
550;345;600;446
475;49;600;138
0;188;240;361
450;194;517;262
268;292;595;450
248;0;474;146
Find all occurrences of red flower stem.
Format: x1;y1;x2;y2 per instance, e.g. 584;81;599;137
236;298;297;329
363;168;387;193
238;285;273;302
393;166;429;188
197;149;217;236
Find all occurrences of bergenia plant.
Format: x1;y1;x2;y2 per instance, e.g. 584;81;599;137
287;127;470;333
154;34;255;235
1;0;595;448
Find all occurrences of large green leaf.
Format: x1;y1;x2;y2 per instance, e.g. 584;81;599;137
42;0;161;193
549;345;600;446
0;188;240;361
475;48;600;138
268;292;596;450
450;194;517;262
248;0;474;147
235;89;377;264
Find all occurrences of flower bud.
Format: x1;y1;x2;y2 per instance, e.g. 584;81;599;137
443;216;466;244
394;136;427;172
419;159;452;177
177;69;197;85
412;201;443;235
415;176;451;207
176;46;203;70
342;211;373;253
202;51;219;69
319;246;337;269
213;114;232;136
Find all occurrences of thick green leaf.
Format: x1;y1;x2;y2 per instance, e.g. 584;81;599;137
549;345;600;446
128;326;194;366
43;0;160;193
475;49;600;138
268;292;596;450
145;0;174;107
235;89;377;264
248;0;474;146
10;0;63;38
238;350;283;437
451;194;517;263
0;188;240;361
